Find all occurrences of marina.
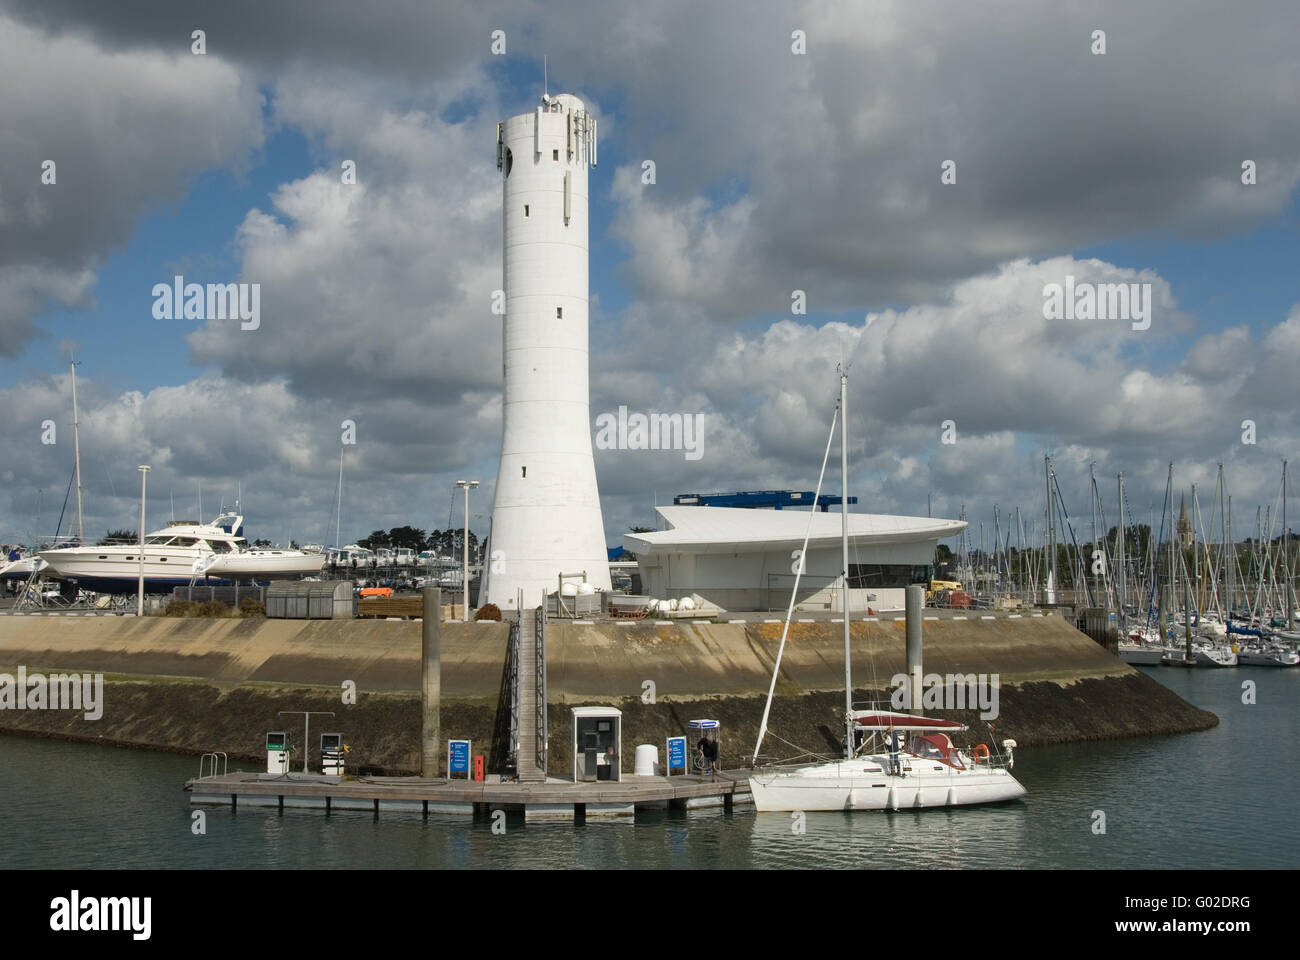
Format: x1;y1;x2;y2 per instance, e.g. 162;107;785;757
2;661;1294;870
0;2;1297;907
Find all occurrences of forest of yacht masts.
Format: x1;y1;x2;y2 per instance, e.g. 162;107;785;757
948;458;1296;630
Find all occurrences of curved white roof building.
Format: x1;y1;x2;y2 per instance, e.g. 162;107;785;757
623;506;965;613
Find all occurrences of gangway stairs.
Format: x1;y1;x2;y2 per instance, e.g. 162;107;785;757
513;592;548;783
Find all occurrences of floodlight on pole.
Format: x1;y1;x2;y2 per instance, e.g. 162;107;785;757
457;480;479;617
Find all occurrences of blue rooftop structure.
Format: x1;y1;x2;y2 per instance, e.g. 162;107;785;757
672;490;858;512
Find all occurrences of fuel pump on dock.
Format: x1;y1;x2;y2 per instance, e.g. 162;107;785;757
266;731;289;775
320;733;347;777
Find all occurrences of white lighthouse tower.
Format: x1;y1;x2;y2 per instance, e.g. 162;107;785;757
482;93;612;609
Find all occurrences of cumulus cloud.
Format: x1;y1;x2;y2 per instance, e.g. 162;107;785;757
2;0;1299;549
0;12;264;352
589;256;1299;534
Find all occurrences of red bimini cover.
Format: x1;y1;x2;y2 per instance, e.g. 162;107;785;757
852;710;966;731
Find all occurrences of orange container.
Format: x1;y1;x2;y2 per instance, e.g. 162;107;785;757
473;755;485;781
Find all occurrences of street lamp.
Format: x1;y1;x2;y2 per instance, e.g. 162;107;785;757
137;465;151;616
456;480;479;618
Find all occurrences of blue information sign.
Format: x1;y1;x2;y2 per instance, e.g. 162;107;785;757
449;740;470;774
667;736;686;771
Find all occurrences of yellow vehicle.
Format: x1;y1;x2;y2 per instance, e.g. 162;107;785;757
927;579;963;602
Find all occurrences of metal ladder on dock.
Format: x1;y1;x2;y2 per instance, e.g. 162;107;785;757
515;592;547;783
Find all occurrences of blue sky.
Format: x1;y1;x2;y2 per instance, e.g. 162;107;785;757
2;0;1299;550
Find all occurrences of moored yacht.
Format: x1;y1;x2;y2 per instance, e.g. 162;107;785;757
1117;640;1168;665
1193;643;1238;667
747;369;1026;814
750;711;1026;813
39;514;321;593
1118;627;1172;665
1236;643;1300;667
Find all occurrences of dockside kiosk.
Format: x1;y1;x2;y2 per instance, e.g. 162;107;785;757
266;731;289;775
572;706;622;782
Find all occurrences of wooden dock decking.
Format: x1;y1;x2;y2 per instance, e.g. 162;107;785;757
186;769;753;820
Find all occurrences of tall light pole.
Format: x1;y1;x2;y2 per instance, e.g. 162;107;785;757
457;480;478;617
70;359;84;545
137;465;151;616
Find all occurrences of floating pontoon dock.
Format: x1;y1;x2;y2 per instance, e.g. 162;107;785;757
186;770;752;821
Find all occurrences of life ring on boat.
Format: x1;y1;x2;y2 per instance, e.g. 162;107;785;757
972;743;990;763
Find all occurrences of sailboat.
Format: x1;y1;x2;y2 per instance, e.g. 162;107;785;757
747;370;1027;812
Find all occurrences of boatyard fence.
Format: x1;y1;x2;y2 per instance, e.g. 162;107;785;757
171;584;267;607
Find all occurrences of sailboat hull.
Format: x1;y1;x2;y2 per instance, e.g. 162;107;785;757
1236;648;1300;667
1117;643;1166;665
1193;647;1238;667
749;760;1027;812
207;552;326;577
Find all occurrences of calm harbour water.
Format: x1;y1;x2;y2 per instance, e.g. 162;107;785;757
2;667;1296;869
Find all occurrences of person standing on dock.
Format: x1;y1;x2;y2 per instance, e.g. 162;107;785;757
698;734;718;776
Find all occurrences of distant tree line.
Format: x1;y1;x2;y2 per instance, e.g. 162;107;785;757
356;525;482;559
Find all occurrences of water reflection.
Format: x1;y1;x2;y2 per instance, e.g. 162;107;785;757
1;667;1296;868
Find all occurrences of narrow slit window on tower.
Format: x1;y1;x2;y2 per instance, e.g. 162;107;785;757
553;149;559;161
522;466;527;478
556;307;563;318
524;204;529;217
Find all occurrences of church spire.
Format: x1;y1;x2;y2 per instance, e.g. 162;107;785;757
1178;494;1192;549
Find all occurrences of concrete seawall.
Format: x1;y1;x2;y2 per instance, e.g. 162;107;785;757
0;613;1217;774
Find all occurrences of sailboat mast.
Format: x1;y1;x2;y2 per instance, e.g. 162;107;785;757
1159;463;1171;642
994;505;1002;597
1182;527;1192;660
1227;493;1233;618
1015;506;1023;601
840;370;853;760
1191;482;1199;616
335;446;344;550
1285;460;1293;632
1045;456;1057;603
70;360;84;544
1090;462;1097;606
1116;472;1125;630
